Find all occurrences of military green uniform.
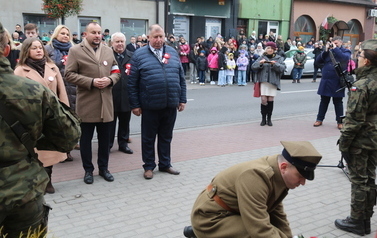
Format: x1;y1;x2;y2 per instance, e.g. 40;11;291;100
190;141;322;238
339;65;377;221
0;55;81;237
191;155;292;238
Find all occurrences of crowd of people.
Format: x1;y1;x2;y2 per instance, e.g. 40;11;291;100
3;20;377;238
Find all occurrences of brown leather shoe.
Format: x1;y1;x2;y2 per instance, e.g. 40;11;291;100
313;121;322;127
337;123;343;130
159;167;180;175
144;170;153;179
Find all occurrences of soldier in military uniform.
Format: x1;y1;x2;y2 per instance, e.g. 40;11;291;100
0;21;81;237
335;39;377;236
185;141;322;238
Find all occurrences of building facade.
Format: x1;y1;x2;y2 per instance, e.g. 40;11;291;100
166;0;238;44
292;0;377;46
237;0;292;42
1;0;164;43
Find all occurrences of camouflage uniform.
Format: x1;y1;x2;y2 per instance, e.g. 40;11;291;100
0;52;81;237
339;65;377;221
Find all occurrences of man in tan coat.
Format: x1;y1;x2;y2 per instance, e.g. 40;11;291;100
185;141;322;238
65;22;120;184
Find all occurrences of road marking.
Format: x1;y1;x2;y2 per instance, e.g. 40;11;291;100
187;99;195;101
281;89;317;94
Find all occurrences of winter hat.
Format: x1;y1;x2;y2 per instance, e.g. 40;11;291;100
298;46;305;51
265;42;277;50
200;50;206;54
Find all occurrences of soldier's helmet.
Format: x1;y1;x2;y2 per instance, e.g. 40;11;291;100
361;39;377;51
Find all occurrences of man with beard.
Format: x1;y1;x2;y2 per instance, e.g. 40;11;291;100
65;22;120;184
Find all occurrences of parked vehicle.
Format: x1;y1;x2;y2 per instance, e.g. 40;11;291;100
283;49;320;78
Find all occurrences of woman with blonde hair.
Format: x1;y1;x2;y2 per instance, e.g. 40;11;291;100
14;37;69;194
45;25;77;162
4;28;20;69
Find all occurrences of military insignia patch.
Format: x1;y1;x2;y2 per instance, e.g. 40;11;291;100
351;86;357;92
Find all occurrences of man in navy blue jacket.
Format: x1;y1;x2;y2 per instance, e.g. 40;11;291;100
128;24;187;180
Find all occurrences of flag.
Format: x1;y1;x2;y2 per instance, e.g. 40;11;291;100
321;17;328;30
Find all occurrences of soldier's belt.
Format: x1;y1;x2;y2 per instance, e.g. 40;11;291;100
207;184;239;214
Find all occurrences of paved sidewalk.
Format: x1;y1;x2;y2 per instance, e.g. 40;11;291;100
45;112;377;238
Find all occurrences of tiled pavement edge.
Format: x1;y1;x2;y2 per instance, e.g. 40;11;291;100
45;111;375;238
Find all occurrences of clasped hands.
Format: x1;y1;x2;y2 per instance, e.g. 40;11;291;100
93;77;112;89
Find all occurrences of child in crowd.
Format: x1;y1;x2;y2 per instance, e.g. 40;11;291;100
226;53;236;85
207;47;219;84
236;50;249;86
196;50;208;86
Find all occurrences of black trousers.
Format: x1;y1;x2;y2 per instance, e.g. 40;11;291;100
80;122;111;172
109;111;131;149
141;108;177;171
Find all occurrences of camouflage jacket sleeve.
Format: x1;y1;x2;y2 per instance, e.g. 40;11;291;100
36;90;81;152
339;71;377;151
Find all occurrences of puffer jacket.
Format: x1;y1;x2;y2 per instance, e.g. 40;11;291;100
207;47;219;69
128;44;187;110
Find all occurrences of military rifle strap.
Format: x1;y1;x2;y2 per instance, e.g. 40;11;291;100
0;101;37;159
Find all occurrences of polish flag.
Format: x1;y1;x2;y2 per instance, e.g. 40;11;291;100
321;17;329;30
110;65;120;74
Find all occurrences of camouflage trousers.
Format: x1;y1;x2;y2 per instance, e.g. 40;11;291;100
0;195;51;238
348;148;377;220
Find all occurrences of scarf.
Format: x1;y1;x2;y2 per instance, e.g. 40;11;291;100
51;39;72;64
25;57;46;77
264;52;276;59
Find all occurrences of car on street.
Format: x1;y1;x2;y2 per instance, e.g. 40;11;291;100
283;48;320;78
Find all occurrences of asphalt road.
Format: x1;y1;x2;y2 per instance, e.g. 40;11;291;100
128;77;347;135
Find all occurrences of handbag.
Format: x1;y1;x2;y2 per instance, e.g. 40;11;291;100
253;82;261;97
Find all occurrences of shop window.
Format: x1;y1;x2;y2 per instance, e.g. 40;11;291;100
23;14;57;37
120;19;148;43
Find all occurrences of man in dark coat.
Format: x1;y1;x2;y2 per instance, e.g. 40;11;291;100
128;24;187;180
126;36;139;52
110;32;133;154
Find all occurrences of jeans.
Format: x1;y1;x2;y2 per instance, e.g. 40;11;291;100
218;70;226;85
198;70;206;83
226;75;233;85
316;95;344;123
292;68;303;80
313;66;321;80
237;70;247;85
189;62;197;82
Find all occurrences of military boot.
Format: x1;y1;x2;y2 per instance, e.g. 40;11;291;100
334;216;365;236
45;166;55;194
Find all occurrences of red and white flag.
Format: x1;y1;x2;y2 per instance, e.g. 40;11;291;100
321;16;329;30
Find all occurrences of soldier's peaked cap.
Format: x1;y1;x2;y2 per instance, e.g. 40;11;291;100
361;39;377;52
280;141;322;180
